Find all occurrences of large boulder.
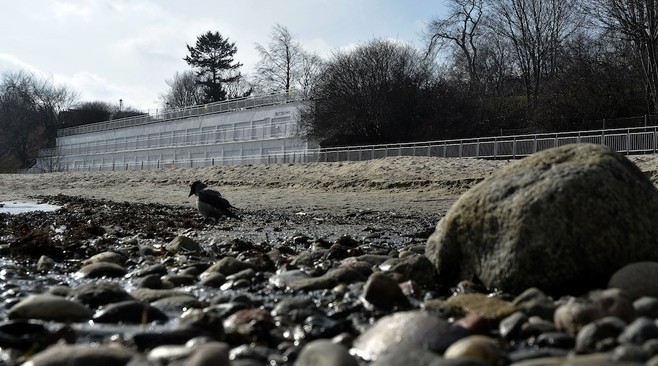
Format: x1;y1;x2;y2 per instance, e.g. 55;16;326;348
425;143;658;295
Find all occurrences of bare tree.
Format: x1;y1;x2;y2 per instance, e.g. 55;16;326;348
253;24;302;94
0;71;77;168
425;0;486;88
253;24;323;97
160;70;204;109
589;0;658;114
488;0;585;119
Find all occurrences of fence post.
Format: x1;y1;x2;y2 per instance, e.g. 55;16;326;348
513;137;517;159
493;137;497;159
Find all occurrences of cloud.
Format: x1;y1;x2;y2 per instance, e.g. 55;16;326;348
52;0;95;23
0;54;48;77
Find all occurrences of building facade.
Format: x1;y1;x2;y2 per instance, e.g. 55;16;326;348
35;95;318;172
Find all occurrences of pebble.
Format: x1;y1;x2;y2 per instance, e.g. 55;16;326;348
294;339;358;366
167;236;203;254
77;262;127;278
446;293;517;321
351;310;469;361
184;342;230;366
443;335;501;365
93;300;169;324
361;271;409;310
609;262;658;300
23;344;136;366
8;294;93;322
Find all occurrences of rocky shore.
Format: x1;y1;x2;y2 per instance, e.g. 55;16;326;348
2;148;658;365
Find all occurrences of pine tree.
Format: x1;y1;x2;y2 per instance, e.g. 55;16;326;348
184;31;243;103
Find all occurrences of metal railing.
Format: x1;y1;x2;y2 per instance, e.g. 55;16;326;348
57;93;304;137
317;126;658;162
44;124;658;172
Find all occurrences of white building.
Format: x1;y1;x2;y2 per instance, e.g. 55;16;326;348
35;94;319;172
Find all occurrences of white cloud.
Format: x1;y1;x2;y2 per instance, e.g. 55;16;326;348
52;0;95;23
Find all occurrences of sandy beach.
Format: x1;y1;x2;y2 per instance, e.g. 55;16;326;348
2;154;657;216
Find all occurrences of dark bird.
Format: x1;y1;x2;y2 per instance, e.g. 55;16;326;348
188;181;241;222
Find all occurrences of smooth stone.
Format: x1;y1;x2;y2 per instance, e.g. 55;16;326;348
201;257;256;278
379;254;437;287
184;342;230;366
443;335;501;365
446;293;516;320
167;236;203;254
554;289;634;337
78;262;127;278
609;262;658;300
287;266;368;291
36;255;55;271
512;287;556;320
199;272;227;287
69;281;134;309
93;300;169;324
294;339;358;366
633;297;658;318
612;344;651;363
8;295;93;322
575;316;627;353
361;271;409;310
426;144;658;295
352;310;469;361
82;251;124;266
535;332;575;349
148;344;192;363
151;295;202;312
223;308;274;342
130;288;191;302
500;312;528;340
131;328;212;351
22;344;136;366
618;317;658;345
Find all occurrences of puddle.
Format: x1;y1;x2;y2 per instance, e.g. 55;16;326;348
0;201;61;214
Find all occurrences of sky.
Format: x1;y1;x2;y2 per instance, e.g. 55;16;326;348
0;0;447;112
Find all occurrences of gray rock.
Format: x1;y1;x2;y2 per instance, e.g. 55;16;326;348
425;144;658;294
151;295;201;312
201;257;256;278
443;335;501;365
352;310;469;361
575;316;627;353
609;262;658;300
287;266;367;291
78;262;127;279
93;300;169;324
130;288;191;303
633;297;658;318
618;317;658;345
8;295;93;322
167;236;203;254
70;281;134;309
294;339;358;366
361;272;409;310
24;344;136;366
369;344;445;366
184;342;230;366
83;251;125;266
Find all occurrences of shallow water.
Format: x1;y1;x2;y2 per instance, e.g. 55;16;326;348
0;201;61;214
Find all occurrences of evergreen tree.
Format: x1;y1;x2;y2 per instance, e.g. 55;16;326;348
184;31;243;103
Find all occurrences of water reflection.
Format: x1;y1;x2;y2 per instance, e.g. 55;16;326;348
0;201;61;214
